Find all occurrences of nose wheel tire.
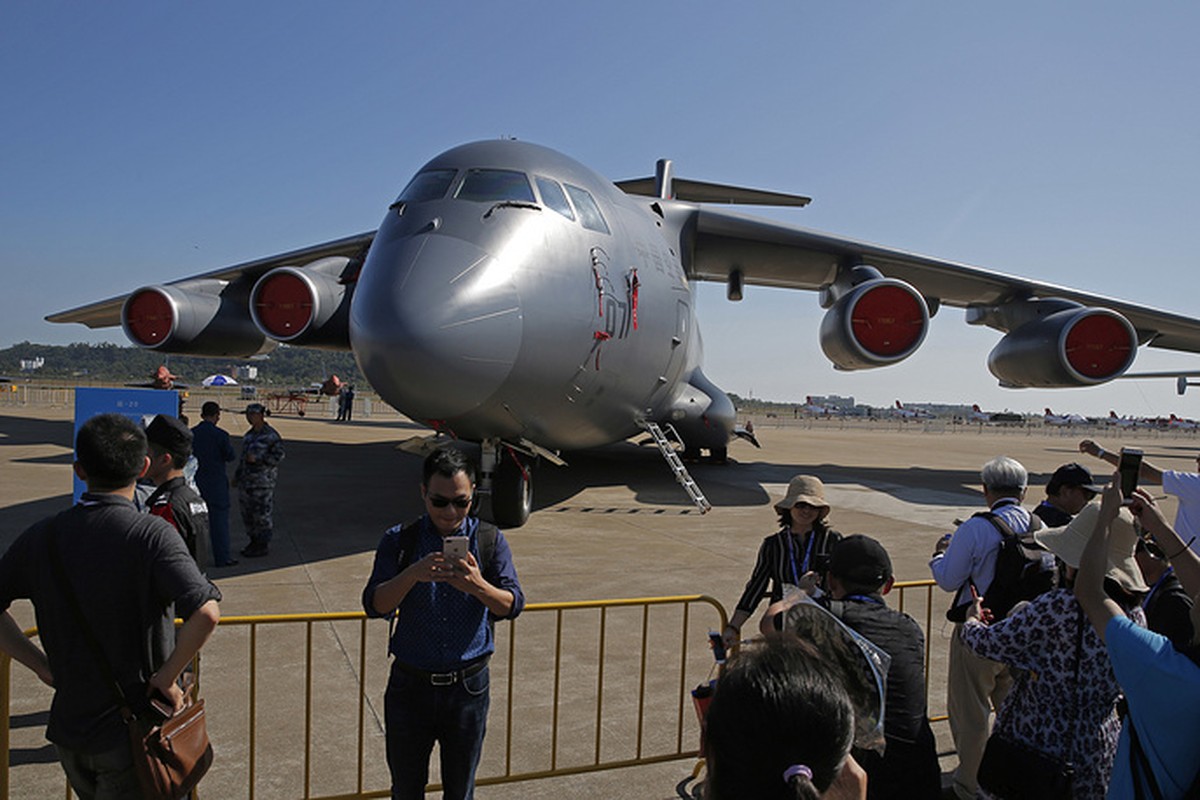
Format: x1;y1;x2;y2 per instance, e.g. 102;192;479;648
490;455;533;528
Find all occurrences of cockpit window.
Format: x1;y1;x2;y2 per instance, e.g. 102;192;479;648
396;169;457;203
564;184;610;234
455;169;536;203
535;177;574;220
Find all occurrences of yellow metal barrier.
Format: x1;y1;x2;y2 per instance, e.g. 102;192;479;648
1;584;944;799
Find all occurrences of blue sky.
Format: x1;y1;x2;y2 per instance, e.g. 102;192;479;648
3;3;1200;417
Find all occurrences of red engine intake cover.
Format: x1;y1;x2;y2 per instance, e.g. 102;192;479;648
253;272;314;338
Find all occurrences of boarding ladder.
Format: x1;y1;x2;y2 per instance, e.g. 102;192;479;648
641;421;712;514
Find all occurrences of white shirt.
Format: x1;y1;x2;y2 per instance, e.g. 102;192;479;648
929;497;1032;606
1162;470;1200;555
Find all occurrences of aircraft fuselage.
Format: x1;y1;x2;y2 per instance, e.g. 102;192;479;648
350;140;734;453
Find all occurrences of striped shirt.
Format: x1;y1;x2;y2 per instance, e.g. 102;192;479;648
734;524;841;615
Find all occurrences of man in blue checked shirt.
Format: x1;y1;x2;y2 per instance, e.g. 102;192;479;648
362;448;524;800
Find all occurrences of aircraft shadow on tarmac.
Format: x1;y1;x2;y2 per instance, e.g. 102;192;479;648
14;411;1189;576
0;414;75;452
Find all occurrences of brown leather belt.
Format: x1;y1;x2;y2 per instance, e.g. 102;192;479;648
393;656;488;686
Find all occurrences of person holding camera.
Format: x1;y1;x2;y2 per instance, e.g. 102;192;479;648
1076;482;1200;797
361;448;524;800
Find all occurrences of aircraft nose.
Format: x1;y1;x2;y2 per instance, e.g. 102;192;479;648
350;233;523;420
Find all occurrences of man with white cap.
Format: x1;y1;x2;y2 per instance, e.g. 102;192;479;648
929;455;1033;800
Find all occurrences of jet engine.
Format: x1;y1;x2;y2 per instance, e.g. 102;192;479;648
250;258;354;349
987;306;1137;387
121;280;268;356
819;277;930;370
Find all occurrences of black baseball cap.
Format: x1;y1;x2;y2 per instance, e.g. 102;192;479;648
829;534;893;587
145;414;193;459
1047;463;1105;494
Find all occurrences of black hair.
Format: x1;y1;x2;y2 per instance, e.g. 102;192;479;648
422;447;476;488
835;576;884;596
148;441;188;470
704;638;854;800
75;413;147;491
201;401;220;418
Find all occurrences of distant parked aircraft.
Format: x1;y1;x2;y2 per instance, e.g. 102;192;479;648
1168;414;1198;431
800;396;838;416
965;403;1024;424
1044;407;1088;426
1107;410;1139;429
893;400;935;419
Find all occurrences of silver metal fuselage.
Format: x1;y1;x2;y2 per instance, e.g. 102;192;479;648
350;140;730;452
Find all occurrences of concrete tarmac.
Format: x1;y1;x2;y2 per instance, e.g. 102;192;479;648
2;400;1196;798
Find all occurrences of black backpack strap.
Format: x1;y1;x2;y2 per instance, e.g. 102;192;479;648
394;520;422;572
476;521;498;574
387;520;423;647
973;509;1044;545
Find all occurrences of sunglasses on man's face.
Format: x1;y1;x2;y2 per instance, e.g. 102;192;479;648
428;495;472;509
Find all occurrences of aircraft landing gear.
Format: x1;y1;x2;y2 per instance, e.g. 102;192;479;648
481;442;534;528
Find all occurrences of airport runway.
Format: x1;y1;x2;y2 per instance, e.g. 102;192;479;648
3;400;1196;798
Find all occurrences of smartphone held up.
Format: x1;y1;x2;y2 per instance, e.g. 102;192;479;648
1118;448;1143;502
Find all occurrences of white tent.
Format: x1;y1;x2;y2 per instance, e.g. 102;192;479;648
201;374;238;387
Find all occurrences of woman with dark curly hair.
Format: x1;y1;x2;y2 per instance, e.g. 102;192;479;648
959;502;1147;799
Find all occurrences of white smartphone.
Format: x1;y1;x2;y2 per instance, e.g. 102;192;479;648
442;536;469;562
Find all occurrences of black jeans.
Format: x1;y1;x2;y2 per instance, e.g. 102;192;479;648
384;661;490;800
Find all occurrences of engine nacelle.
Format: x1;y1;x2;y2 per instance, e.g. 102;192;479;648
988;307;1137;387
250;258;353;349
819;278;930;370
121;280;269;356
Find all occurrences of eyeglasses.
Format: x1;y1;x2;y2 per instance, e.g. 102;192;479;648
793;502;817;511
428;495;472;509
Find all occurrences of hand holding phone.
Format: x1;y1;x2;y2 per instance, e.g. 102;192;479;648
442;536;469;563
1118;448;1143;501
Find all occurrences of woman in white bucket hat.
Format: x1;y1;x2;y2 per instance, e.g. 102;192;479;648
722;475;841;649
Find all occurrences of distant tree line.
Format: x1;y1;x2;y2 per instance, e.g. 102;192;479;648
0;341;363;387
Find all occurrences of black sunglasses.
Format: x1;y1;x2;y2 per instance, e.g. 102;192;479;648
428;495;472;509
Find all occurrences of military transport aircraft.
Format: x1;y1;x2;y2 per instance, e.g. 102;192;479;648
47;139;1200;527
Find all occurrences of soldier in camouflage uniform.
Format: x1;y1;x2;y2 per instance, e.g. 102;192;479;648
234;403;284;558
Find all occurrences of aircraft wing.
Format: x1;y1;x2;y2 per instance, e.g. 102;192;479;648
46;232;377;329
688;207;1200;354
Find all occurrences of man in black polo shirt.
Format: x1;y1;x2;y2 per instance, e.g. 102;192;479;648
766;534;940;800
1034;462;1102;528
0;413;221;798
